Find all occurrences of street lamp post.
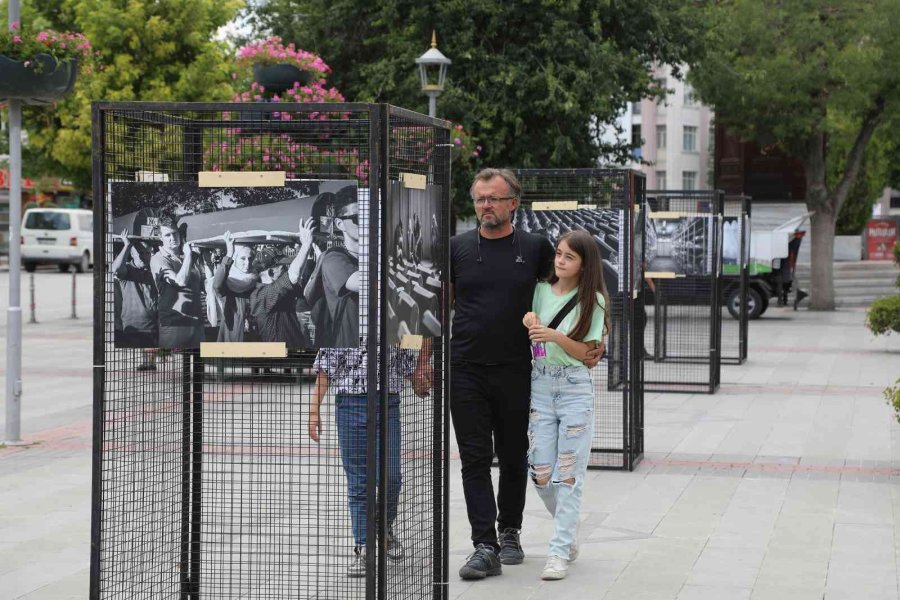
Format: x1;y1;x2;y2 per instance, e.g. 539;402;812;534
415;31;451;118
5;0;24;445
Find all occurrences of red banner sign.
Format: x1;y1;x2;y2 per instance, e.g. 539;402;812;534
866;219;898;260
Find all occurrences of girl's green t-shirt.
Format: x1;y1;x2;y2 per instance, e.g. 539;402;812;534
531;281;606;367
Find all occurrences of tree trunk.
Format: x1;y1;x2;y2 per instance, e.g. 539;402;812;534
803;132;836;310
808;210;836;310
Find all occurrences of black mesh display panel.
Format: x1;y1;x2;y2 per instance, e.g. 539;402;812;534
91;103;450;600
513;168;644;471
643;190;723;394
721;196;750;365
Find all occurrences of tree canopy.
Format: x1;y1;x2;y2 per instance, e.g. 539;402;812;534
246;0;704;171
5;0;243;189
688;0;900;308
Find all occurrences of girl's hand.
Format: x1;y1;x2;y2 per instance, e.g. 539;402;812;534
118;228;131;245
523;311;541;328
309;411;321;443
528;325;559;343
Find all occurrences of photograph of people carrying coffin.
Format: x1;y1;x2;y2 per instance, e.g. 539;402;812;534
513;206;622;295
386;181;443;344
110;180;363;349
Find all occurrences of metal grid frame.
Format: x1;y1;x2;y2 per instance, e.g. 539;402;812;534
643;190;724;394
513;168;644;471
90;102;451;600
721;195;750;365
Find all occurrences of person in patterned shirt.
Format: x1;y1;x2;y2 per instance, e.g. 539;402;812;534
309;346;430;578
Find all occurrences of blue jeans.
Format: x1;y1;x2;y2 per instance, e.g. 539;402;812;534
335;393;402;546
528;361;594;560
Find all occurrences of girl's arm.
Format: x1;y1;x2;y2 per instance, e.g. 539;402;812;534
527;325;596;362
309;370;329;442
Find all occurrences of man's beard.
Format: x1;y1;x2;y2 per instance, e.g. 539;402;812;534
480;215;508;230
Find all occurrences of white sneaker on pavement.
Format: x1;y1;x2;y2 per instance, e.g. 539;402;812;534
541;555;569;580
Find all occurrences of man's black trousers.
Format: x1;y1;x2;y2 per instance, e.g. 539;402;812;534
450;360;531;550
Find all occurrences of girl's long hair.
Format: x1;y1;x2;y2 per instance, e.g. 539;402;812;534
547;230;611;342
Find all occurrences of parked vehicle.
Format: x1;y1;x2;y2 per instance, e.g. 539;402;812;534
723;213;810;320
21;208;93;272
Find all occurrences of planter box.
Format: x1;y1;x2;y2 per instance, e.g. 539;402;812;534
0;53;77;105
252;63;311;95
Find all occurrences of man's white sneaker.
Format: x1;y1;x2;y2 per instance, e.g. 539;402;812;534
541;555;569;580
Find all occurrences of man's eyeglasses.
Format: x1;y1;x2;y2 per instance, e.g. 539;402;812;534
473;195;516;206
337;214;359;225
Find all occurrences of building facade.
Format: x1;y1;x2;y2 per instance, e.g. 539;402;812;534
604;65;714;191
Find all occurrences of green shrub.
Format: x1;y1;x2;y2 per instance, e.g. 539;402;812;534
867;296;900;335
886;379;900;424
894;240;900;266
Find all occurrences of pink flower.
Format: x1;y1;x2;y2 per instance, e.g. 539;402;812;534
231;72;237;80
12;35;21;43
10;21;19;31
454;137;462;146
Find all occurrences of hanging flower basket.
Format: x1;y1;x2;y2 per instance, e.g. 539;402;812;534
0;53;77;105
252;62;312;95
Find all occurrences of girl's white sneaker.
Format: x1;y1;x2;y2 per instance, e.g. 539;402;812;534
541;556;569;580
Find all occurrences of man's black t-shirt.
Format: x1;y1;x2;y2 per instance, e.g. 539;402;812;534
450;228;554;364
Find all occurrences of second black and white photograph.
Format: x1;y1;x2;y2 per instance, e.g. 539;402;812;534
644;211;714;276
386;181;442;345
110;179;364;350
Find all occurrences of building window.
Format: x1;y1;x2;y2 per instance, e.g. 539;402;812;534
682;171;697;190
684;84;697;107
632;101;641;115
683;126;697;152
656;125;666;149
656;171;666;190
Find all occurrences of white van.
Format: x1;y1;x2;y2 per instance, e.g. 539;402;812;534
21;208;93;272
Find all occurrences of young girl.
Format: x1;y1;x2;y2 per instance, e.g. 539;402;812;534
522;230;610;581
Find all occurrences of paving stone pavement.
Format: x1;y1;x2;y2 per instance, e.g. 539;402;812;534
1;271;899;599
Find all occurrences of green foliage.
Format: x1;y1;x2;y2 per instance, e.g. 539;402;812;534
867;295;900;335
886;379;900;423
894;240;900;265
246;0;704;221
690;1;900;161
834;157;877;235
6;0;243;190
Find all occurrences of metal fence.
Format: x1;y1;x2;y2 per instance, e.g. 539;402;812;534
721;195;750;365
513;168;644;471
91;102;450;600
643;190;724;394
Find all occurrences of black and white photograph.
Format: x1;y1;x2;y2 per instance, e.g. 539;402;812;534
644;210;714;276
386;181;442;345
513;206;622;294
111;180;364;350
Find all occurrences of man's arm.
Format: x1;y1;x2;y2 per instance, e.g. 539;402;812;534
213;257;232;296
288;218;315;285
111;229;131;278
173;243;194;287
